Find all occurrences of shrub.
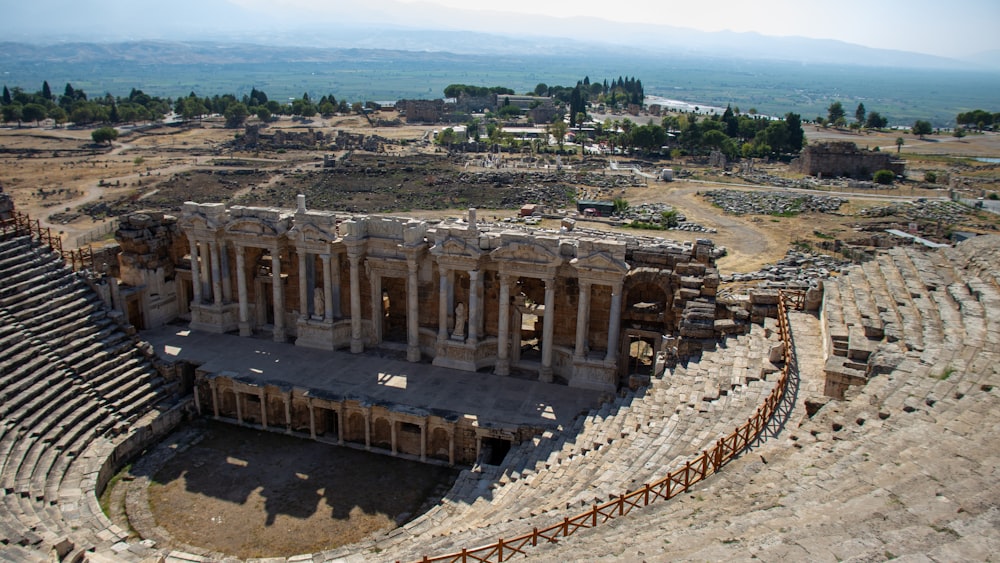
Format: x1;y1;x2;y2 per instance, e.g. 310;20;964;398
924;171;937;183
873;169;895;185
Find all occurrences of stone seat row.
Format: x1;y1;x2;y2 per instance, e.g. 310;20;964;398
0;235;176;557
372;323;782;561
524;243;1000;561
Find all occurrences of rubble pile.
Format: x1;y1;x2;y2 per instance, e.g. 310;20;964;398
622;202;717;233
721;249;849;286
857;200;971;223
703;189;847;215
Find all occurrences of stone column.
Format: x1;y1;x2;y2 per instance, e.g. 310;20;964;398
235;390;243;424
448;428;455;466
210;241;223;306
284;392;292;434
468;269;480;344
575;280;592;359
540;277;556;383
235;246;250;336
370;272;382;344
321;254;334;321
390;419;398;456
363;410;371;451
495;274;511;376
406;259;421;362
194;386;202;415
220;243;233;303
189;238;203;305
272;251;286;342
209;379;219;419
336;407;344;445
199;242;212;305
437;267;449;342
308;399;316;440
349;253;363;353
259;388;267;429
331;254;342;318
298;251;309;320
606;282;623;362
419;422;427;462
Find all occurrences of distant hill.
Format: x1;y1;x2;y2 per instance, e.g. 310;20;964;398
0;0;982;72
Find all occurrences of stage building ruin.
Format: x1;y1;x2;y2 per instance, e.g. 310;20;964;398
115;197;731;464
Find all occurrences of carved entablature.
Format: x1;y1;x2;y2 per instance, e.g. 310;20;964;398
490;235;563;279
430;234;485;270
180;202;229;239
289;215;340;254
571;249;629;284
366;255;410;278
224;206;292;248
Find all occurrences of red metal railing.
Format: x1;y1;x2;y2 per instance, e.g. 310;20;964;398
0;212;63;255
408;291;800;563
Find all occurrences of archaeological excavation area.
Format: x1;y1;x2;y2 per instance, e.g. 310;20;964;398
0;185;998;561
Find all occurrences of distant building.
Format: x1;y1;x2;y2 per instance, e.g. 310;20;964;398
791;141;905;179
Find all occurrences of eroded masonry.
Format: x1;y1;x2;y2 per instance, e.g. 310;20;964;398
116;197;741;464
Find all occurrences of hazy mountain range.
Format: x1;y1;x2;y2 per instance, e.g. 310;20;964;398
1;0;995;71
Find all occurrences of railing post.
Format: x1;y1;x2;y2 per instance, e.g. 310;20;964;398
498;538;504;561
532;527;538;546
619;494;625;516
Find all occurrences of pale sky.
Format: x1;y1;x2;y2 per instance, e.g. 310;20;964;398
234;0;1000;58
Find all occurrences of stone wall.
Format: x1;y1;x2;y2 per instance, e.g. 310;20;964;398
791;141;905;179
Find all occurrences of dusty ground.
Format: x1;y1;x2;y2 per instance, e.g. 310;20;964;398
145;422;457;559
1;115;998;272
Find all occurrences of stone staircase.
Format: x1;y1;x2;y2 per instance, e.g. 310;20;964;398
0;235;180;560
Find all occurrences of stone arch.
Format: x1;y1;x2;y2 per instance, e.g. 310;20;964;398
219;389;237;418
264;393;285;427
345;412;366;444
429;427;450;462
372;417;392;449
623;269;675;331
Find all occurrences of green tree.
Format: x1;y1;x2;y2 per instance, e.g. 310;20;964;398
21;103;46;125
224;102;249;128
1;104;22;126
1;85;10;105
865;111;887;129
91;126;118;146
895;137;904;154
827;101;845;125
533;83;548;96
785;112;804;152
548;120;568;151
41;80;52;100
256;107;271;122
48;106;67;126
436;127;458;146
912;120;932;138
855;102;866;124
873;169;895;185
612;197;629;215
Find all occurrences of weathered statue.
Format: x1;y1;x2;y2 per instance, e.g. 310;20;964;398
313;287;325;320
451;302;467;340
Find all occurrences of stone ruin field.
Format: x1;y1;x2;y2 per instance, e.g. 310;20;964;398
0;114;999;562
